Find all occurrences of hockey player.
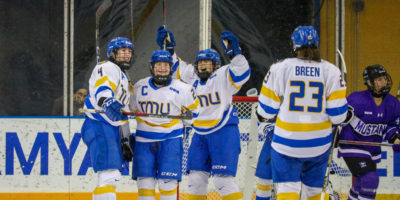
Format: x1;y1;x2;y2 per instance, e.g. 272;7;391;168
257;26;352;200
254;122;275;200
129;50;199;200
338;64;400;200
81;37;134;200
156;26;250;200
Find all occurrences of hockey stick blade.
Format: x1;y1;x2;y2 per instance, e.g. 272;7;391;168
339;140;393;147
79;108;193;120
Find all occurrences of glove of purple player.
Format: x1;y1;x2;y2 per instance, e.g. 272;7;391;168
156;25;176;50
102;98;128;121
220;31;242;56
389;131;400;152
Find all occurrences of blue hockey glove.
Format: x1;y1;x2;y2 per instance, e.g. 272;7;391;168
156;25;176;50
258;122;274;142
102;98;128;121
220;31;242;56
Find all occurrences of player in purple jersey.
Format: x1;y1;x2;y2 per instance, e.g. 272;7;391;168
338;64;400;200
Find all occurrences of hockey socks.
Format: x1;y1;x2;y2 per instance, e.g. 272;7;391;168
255;178;272;200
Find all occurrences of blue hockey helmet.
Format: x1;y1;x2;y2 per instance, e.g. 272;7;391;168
107;37;134;58
150;50;173;86
291;26;319;49
195;48;221;65
150;50;173;65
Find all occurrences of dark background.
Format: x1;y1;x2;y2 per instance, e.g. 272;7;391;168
0;0;314;116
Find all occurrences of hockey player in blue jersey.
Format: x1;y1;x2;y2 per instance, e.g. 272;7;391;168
257;26;353;200
338;64;400;200
254;121;275;200
81;37;134;200
156;26;250;200
129;50;199;200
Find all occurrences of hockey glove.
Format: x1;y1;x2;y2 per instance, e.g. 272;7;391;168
121;137;133;162
220;31;242;56
389;131;400;144
102;98;128;121
156;25;176;50
341;105;354;125
258;122;274;142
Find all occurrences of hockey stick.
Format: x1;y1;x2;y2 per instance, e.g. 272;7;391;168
336;49;347;84
396;80;400;99
96;0;112;64
162;0;171;50
320;50;347;200
339;140;394;147
79;108;193;120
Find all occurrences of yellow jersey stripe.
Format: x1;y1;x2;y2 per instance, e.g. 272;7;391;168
277;192;300;200
276;118;332;132
228;74;242;90
327;89;346;101
222;192;243;200
95;76;117;92
193;118;221;127
186;98;200;110
159;188;177;196
257;183;272;191
136;117;181;128
138;189;155;197
187;194;207;200
93;185;116;195
260;85;280;102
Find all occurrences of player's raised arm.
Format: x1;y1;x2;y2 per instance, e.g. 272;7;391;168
155;25;196;82
220;31;250;92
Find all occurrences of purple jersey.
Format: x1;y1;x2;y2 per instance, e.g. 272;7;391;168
338;90;400;163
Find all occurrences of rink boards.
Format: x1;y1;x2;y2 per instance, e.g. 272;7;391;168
0;117;400;200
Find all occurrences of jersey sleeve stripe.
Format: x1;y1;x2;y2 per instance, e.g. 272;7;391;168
95;86;114;99
260;85;280;102
259;101;280;115
326;104;348;116
136;117;181;128
228;75;242;90
273;133;332;148
276;118;332;132
327;89;346;101
228;68;251;83
95;76;117;91
186;98;200;110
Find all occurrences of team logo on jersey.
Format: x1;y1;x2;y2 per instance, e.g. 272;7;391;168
359;161;367;168
377;113;383;118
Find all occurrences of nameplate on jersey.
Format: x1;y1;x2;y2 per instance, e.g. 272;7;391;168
350;116;387;137
295;66;320;77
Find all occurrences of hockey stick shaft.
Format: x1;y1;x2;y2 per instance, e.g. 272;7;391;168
96;0;112;63
162;0;171;50
336;49;347;83
339;140;393;147
79;108;192;119
320;126;339;200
